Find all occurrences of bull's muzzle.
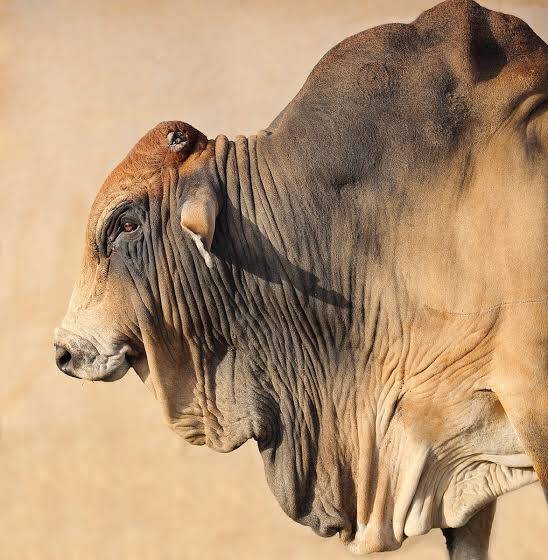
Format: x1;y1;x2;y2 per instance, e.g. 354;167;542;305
54;327;131;382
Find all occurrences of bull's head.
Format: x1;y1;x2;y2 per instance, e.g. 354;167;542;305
54;121;222;424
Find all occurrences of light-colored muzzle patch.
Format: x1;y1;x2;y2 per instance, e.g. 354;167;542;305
54;327;131;382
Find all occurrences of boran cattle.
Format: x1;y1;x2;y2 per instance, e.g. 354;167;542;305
55;1;547;557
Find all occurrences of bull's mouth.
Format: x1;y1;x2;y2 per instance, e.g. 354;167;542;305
64;345;131;382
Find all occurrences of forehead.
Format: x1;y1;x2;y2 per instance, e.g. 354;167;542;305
87;120;203;232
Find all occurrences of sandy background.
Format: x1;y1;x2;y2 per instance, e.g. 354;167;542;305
1;1;546;559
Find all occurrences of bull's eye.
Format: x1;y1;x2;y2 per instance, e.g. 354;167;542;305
122;221;137;233
102;210;143;255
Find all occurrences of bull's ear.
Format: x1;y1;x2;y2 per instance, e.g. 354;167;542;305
180;186;219;268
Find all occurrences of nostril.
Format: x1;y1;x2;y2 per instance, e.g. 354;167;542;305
55;345;72;371
59;350;71;366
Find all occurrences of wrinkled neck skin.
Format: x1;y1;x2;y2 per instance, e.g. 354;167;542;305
137;130;536;553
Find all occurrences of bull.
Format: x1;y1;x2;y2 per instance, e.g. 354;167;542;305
55;1;547;557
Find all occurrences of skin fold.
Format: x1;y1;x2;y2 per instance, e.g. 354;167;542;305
55;0;547;557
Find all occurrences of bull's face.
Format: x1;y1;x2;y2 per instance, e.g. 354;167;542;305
54;121;220;399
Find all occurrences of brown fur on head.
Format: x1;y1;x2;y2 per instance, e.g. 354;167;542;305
87;121;209;238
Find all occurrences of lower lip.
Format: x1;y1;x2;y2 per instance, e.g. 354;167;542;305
99;363;129;382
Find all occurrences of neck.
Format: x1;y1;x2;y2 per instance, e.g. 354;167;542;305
169;133;409;549
175;133;370;539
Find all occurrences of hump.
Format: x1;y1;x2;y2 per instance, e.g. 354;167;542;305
266;0;547;188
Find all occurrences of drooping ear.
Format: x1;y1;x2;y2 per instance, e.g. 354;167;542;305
166;124;221;267
180;187;219;268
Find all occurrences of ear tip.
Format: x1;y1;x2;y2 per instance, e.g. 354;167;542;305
181;224;214;268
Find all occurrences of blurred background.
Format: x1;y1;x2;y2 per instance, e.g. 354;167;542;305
1;1;546;559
